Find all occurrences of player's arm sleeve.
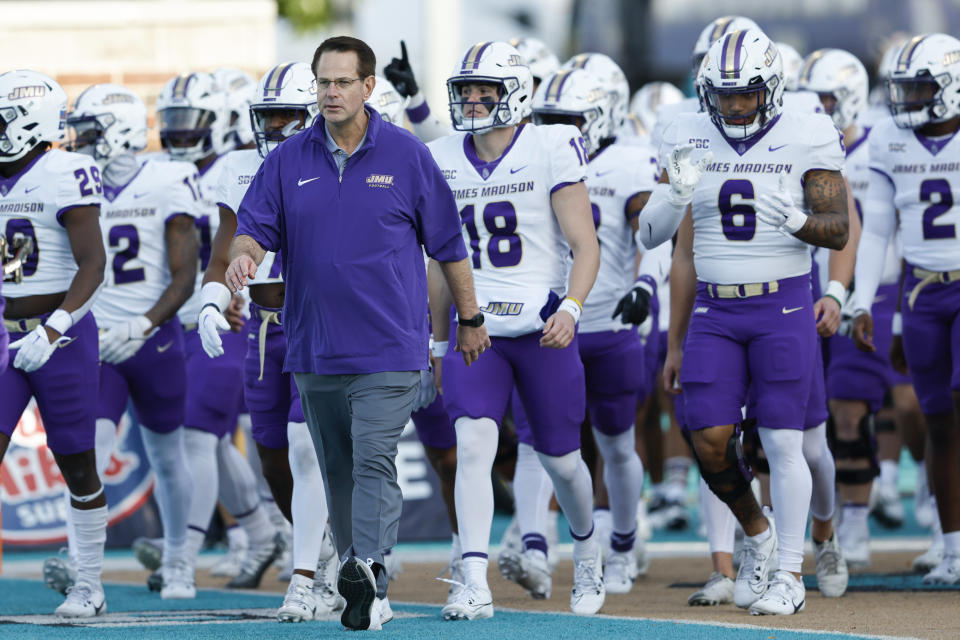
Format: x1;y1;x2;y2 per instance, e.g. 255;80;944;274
852;165;897;313
624;144;659;221
56;155;102;225
636;241;672;295
415;142;467;262
637;120;687;249
235;155;282;252
406;94;454;142
548;124;588;193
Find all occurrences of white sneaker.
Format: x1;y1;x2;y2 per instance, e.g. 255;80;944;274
227;532;283;588
161;558;196;599
132;536;163;572
923;553;960;585
870;482;904;528
570;545;605;615
210;538;248;578
837;515;870;569
499;516;522;555
277;574;317;622
604;551;638;595
441;583;494;620
814;534;849;597
914;543;945;573
384;552;403;582
734;518;777;609
499;548;551;599
378;596;393;624
55;581;106;618
439;558;466;605
315;532;346;612
338;557;379;630
43;550;77;595
749;570;806;615
688;572;735;606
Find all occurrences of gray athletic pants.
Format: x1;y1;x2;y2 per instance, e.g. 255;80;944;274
293;370;419;598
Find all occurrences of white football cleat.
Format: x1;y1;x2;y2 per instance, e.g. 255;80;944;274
441;583;494;620
315;530;346;612
688;572;735;606
603;551;638;595
870;482;904;528
277;574;317;622
210;538;248;578
923;553;960;585
749;570;806;615
161;558;196;600
570;545;605;615
914;471;934;529
837;515;870;569
814;533;849;597
734;517;777;609
499;548;551;599
439;558;466;605
43;550;77;595
499;516;522;555
56;581;106;618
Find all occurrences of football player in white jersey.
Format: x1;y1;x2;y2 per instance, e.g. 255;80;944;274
531;66;664;594
43;84;202;600
157;72;283;589
212;67;257;152
644;28;849;614
0;70;108;618
200;61;346;622
852;33;960;585
624;81;685;141
427;41;603;619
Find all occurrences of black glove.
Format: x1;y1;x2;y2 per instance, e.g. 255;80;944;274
612;285;652;325
383;40;419;98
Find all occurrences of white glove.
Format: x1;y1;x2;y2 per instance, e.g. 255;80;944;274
199;304;230;358
665;144;713;206
99;315;154;364
11;325;72;372
414;368;438;411
756;172;808;235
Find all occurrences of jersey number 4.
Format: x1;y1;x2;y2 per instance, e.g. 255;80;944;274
460;202;522;268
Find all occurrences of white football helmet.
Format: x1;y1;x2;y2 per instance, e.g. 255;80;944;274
368;76;408;125
562;53;629;131
447;41;532;132
700;28;785;140
887;33;960;129
630;81;685;133
532;68;612;155
508;36;560;85
66;84;147;167
250;62;319;158
797;49;868;131
0;70;67;162
776;42;804;91
156;72;229;162
692;16;761;74
213;67;257;150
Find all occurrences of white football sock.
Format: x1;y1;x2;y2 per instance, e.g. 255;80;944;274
454;417;498;562
181;428;219;561
879;459;899;488
593;427;644;536
758;427;811;573
802;422;836;522
288;420;326;572
70;498;107;587
141;427;192;564
513;443;553;552
217;435;275;547
536;449;595;542
700;476;736;554
66;419;117;565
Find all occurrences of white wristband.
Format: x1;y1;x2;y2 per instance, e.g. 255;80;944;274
824;280;847;308
558;297;582;324
892;312;903;336
201;281;232;314
430;340;448;358
46;309;73;335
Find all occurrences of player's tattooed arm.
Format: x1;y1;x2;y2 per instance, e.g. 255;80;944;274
797;169;849;250
145;214;199;327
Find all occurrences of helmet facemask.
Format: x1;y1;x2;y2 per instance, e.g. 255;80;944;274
888;72;949;129
250;104;315;158
158;106;218;162
447;78;519;132
703;81;775;140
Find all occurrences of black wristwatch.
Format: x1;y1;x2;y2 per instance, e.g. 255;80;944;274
458;311;485;328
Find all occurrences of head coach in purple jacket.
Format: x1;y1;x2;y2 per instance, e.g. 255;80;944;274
225;36;489;630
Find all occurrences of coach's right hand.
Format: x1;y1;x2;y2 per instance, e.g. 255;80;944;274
456;324;490;365
226;255;258;293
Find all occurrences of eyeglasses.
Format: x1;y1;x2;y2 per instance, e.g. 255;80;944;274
315;77;364;91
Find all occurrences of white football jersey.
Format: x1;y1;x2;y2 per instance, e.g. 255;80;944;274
579;140;659;333
662;109;845;284
650;97;699;164
177;154;229;325
869;117;960;271
428;123;587;337
783;90;824;115
215;149;282;286
93;159;201;328
0;149;102;298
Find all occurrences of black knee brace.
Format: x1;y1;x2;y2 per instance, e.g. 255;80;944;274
874;417;896;434
828;414;879;484
694;429;754;503
740;420;770;475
